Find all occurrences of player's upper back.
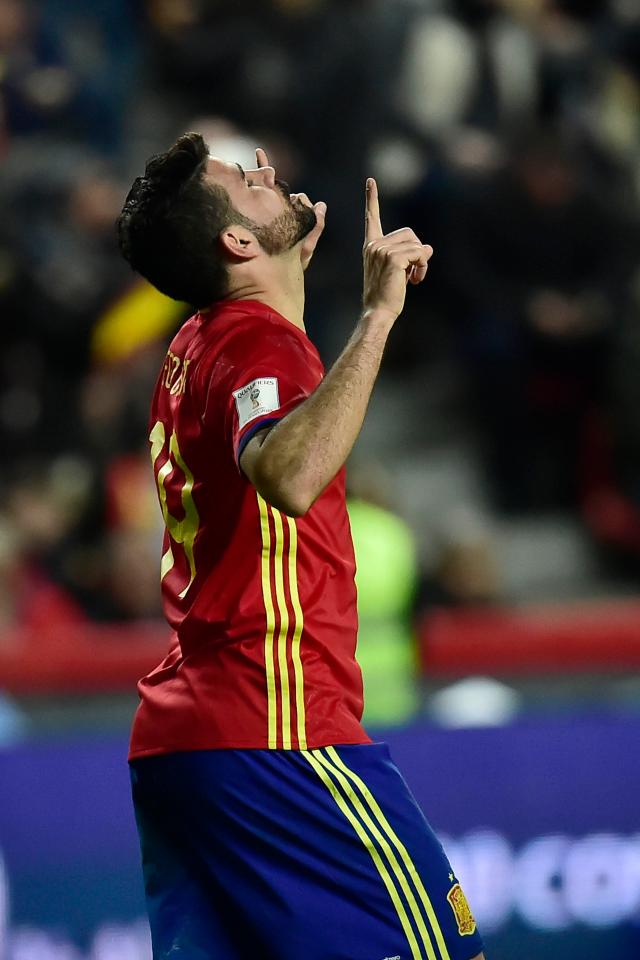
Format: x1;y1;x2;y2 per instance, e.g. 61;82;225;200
136;299;367;754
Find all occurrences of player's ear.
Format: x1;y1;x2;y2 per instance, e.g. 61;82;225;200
219;225;259;261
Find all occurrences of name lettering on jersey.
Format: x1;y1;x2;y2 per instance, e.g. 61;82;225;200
162;350;191;396
233;377;280;430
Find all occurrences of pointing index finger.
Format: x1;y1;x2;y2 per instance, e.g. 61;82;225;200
365;177;383;242
256;147;269;168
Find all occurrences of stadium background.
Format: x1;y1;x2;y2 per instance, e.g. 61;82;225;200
1;0;639;957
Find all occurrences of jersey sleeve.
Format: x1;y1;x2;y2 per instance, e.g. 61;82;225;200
196;321;317;467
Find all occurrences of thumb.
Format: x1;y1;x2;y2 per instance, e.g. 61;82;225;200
314;201;327;224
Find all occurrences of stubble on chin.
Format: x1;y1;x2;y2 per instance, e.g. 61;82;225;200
253;200;316;255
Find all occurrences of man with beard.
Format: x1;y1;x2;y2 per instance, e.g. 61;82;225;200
117;133;484;960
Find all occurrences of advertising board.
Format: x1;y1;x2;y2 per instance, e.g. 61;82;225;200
1;714;639;959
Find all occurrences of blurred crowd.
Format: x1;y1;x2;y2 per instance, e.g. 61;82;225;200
0;0;639;635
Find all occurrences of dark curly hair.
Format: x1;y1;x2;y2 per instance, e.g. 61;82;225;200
117;133;249;307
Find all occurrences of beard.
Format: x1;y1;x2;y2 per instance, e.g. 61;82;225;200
250;180;317;256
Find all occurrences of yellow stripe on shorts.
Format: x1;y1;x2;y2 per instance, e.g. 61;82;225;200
325;745;452;960
316;749;438;960
302;749;424;960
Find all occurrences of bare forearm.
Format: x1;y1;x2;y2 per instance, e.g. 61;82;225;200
252;312;390;514
243;176;433;516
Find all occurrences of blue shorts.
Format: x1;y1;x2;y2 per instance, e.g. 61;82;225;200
130;743;483;960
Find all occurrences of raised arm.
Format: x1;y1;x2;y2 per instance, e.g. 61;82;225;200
240;178;433;517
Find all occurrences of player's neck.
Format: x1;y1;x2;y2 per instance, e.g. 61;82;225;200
226;257;306;331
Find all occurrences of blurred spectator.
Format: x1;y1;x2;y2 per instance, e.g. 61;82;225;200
0;159;134;464
144;0;402;331
103;448;163;620
347;464;422;729
348;463;502;728
0;0;637;656
580;264;640;566
0;0;138;154
0;0;76;150
0;446;162;626
443;127;634;511
0;459;92;630
419;507;502;609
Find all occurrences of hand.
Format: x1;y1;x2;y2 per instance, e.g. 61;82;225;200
256;148;327;271
362;178;433;330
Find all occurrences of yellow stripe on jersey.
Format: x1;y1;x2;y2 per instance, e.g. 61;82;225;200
316;749;438;960
286;515;307;750
325;745;452;960
257;496;307;749
258;494;278;749
302;750;424;960
271;509;292;749
160;546;174;581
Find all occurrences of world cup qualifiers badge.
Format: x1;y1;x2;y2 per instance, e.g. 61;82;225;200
446;884;477;936
233;377;279;429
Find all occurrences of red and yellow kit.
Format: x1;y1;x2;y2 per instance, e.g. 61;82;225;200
129;300;370;758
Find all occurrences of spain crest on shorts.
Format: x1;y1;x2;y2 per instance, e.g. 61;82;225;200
446;883;477;936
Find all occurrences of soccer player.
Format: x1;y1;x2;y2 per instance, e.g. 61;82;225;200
118;133;484;960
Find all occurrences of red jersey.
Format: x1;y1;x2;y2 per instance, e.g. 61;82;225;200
129;299;370;757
